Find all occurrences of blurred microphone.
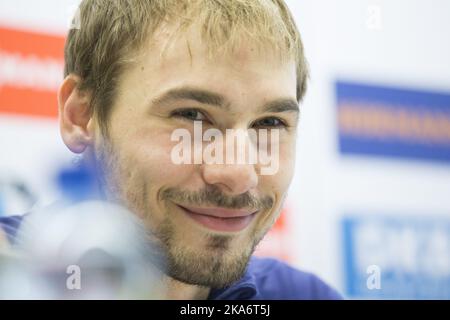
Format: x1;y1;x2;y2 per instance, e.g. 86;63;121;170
0;163;166;299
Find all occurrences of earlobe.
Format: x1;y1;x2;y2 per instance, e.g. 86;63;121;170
58;75;94;154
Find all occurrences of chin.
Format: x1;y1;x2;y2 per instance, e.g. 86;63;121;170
162;234;257;288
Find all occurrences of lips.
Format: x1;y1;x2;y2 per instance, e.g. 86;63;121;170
177;205;257;233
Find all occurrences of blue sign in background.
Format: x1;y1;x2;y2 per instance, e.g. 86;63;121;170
336;81;450;163
342;214;450;299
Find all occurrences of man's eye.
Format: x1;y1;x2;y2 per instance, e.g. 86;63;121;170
171;109;207;121
253;117;287;128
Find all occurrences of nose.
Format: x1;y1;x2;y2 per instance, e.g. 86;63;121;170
202;163;258;195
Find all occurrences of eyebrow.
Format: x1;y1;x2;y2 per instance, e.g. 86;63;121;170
151;87;228;110
151;86;299;114
261;99;299;114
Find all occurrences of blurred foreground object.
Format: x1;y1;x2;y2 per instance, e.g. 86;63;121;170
0;164;165;299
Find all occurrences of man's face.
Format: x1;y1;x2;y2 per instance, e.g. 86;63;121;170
93;27;299;288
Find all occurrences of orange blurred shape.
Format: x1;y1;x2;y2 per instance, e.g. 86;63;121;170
272;206;286;232
254;207;292;262
0;26;65;118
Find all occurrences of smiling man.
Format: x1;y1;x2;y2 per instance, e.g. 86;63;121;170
0;0;341;300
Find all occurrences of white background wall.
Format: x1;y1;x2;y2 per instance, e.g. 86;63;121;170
287;0;450;294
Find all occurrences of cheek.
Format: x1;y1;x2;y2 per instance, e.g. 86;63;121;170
259;142;295;205
127;129;194;182
275;138;296;186
108;125;196;214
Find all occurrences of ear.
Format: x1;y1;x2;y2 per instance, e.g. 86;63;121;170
58;75;95;153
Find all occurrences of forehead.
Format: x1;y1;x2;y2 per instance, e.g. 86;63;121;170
120;25;297;106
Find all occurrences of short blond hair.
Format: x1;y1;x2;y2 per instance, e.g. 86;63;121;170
65;0;308;133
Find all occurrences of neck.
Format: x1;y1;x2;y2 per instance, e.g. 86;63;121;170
162;276;211;300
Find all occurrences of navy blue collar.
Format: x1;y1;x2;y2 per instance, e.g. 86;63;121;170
207;259;258;300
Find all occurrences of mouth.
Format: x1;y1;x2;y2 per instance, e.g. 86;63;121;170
176;204;258;233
